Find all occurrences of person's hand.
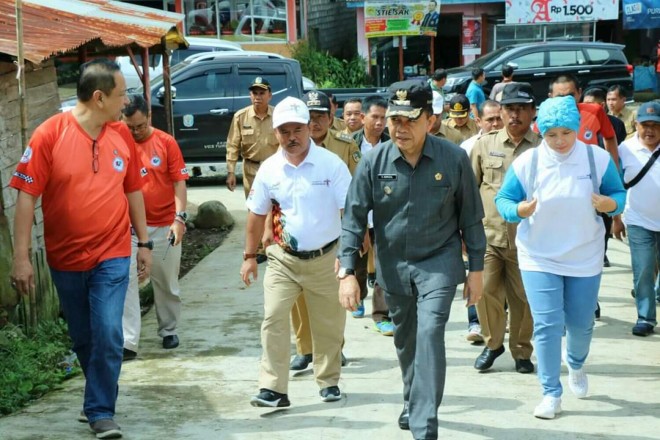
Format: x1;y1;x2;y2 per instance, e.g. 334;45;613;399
168;220;186;246
592;194;616;213
612;215;626;240
517;198;537;218
464;271;483;307
338;276;361;311
240;259;258;286
226;172;236;192
136;248;152;283
10;256;34;296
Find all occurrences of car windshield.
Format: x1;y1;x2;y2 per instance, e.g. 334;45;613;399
464;46;512;68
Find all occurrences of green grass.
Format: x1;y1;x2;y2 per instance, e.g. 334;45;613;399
0;319;79;415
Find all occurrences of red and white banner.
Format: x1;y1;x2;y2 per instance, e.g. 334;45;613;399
505;0;619;24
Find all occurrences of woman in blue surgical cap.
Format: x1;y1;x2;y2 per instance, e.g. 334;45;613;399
494;96;626;420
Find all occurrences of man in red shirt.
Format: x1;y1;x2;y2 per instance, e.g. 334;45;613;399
548;74;619;166
121;94;189;358
9;59;151;439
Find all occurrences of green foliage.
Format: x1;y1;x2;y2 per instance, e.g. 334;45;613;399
290;41;371;88
0;319;79;415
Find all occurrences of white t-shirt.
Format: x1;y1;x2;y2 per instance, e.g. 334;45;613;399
619;135;660;232
460;130;482;158
247;141;352;251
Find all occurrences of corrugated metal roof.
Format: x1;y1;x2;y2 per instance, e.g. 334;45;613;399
0;0;185;64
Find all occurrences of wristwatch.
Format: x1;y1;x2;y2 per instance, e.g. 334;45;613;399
337;267;356;280
243;251;258;261
137;240;154;250
176;211;188;222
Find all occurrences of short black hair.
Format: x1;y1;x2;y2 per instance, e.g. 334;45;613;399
583;87;606;103
77;58;121;102
501;65;514;78
550;74;580;93
432;69;447;81
472;68;484;80
478;99;501;117
123;94;149;118
344;98;362;109
607;84;627;98
362;95;387;114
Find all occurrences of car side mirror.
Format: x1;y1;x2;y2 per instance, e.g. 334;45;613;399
157;85;177;102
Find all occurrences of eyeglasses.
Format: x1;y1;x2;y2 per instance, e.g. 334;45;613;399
127;122;148;133
92;139;99;174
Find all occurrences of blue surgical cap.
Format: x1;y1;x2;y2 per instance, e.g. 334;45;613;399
536;95;580;136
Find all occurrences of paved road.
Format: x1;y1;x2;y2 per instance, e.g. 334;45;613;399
1;185;658;440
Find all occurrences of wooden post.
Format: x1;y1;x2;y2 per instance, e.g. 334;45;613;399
142;47;151;110
15;0;37;330
430;36;435;72
399;36;404;81
162;37;174;136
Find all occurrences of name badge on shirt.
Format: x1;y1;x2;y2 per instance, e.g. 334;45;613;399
377;174;397;181
243;128;255;136
489;151;506;158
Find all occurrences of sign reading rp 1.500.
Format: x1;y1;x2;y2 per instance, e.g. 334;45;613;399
550;5;593;16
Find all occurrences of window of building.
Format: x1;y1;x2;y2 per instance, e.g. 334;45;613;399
493;21;595;49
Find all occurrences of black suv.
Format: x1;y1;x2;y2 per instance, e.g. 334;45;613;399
443;42;633;104
143;55;304;163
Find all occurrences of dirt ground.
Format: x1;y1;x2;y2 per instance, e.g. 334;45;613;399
179;226;232;278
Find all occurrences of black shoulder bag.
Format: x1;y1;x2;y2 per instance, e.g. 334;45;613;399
624;148;660;189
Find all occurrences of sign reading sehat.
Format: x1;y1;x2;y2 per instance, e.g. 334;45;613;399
500;82;535;105
448;94;470;118
249;76;271;91
273;97;310;129
432;91;444;115
386;79;433;120
636;101;660;124
303;90;331;112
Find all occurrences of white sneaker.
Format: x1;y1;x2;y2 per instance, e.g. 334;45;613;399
568;366;588;398
533;396;562;419
466;324;484;342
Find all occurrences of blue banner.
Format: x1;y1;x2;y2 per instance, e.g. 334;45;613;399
623;0;660;30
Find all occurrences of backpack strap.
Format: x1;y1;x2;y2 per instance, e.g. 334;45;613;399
527;147;538;202
586;145;599;195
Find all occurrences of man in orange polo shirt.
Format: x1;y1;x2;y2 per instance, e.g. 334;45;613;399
9;59;151;439
122;94;189;359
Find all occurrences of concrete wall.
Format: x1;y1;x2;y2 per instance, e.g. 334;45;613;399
307;0;357;58
0;59;60;327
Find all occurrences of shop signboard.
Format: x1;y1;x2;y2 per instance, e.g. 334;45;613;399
364;1;441;37
622;0;660;29
505;0;619;24
462;17;481;56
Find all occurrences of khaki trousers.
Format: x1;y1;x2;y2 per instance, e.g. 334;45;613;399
291;250;367;354
242;159;260;198
123;226;183;351
476;244;533;359
260;244;346;393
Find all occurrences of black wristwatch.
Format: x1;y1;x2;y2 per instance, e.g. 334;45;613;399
337;267;356;280
176;211;188;221
137;240;154;250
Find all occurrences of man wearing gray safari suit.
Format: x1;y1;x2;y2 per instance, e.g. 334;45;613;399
337;80;486;439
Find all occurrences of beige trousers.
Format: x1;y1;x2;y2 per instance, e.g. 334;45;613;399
123;226;183;351
242;159;260;198
259;244;345;394
476;244;533;359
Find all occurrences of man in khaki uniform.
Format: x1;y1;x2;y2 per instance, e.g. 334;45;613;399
469;82;541;374
447;94;479;141
429;91;464;145
289;90;363;370
606;85;636;137
226;77;279;197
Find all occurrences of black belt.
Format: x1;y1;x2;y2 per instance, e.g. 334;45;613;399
244;158;261;165
283;239;338;260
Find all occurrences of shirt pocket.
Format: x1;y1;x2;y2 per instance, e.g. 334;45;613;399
425;182;450;212
483;158;504;185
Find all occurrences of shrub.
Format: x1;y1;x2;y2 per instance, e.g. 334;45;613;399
0;319;79;415
290;40;371;88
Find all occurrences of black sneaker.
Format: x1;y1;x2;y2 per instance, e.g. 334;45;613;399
320;386;342;402
290;353;312;371
89;418;122;439
162;335;179;349
250;389;291;408
515;359;535;374
594;303;601;321
632;323;654;337
122;348;137;362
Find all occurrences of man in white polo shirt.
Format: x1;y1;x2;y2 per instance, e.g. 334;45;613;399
240;97;352;407
613;101;660;337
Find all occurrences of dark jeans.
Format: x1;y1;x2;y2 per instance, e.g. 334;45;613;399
386;284;457;440
50;257;130;423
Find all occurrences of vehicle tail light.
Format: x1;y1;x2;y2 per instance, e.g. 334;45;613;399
626;64;633;75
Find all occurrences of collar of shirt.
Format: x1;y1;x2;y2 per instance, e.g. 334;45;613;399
247;104;273;121
496;127;537;148
276;139;321;168
388;135;439;164
470;80;483;90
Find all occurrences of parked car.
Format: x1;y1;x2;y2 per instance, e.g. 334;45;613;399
117;37;243;89
138;56;304;165
443;42;633;104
